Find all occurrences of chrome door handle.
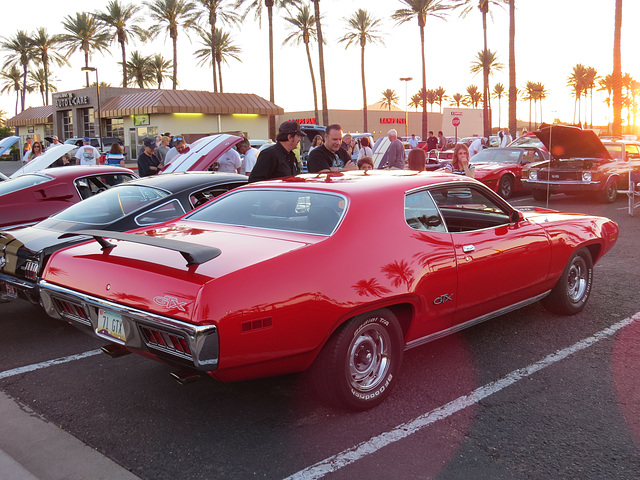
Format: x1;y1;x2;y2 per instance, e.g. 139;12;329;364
462;245;475;253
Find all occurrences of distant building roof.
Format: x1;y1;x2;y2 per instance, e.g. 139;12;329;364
100;89;283;117
6;105;54;127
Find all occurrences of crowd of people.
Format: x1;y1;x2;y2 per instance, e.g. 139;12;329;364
18;120;504;182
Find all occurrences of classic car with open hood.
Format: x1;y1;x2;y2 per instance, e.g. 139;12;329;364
38;170;618;410
522;125;640;202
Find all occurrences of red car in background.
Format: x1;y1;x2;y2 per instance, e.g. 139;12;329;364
39;171;618;410
0;165;136;229
472;146;550;198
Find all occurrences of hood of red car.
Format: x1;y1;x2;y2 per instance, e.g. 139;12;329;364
534;125;611;160
161;134;243;173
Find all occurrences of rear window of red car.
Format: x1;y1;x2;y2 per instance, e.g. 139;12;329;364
187;189;345;235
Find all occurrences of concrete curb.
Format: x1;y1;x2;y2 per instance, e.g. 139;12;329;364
0;391;141;480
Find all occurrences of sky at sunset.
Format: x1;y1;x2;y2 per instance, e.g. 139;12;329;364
2;0;638;131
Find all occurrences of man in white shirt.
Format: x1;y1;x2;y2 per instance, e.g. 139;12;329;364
74;137;101;165
236;138;259;176
164;136;190;165
499;128;513;147
468;136;486;158
215;147;242;173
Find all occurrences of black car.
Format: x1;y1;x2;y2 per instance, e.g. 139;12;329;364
522;125;640;203
0;172;246;304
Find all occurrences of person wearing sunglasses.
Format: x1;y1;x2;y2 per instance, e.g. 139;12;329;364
23;141;44;164
164;135;190;165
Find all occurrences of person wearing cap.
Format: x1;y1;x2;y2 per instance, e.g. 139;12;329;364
248;121;302;183
164;135;190;165
137;137;163;176
22;136;33;157
46;135;62;151
75;137;101;165
307;124;357;173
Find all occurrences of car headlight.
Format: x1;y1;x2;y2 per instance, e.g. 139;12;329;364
582;171;592;182
529;170;538;181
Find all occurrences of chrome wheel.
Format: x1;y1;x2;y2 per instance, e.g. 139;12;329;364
566;255;588;303
348;322;391;393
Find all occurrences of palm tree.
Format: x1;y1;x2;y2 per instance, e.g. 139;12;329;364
425;89;437;111
583;66;598;128
451;92;463;107
409;92;423;111
210;29;242;92
149;53;172;88
533;82;547;128
508;0;516;139
567;64;587;125
1;30;35;112
492;82;505;128
522;81;535;130
30;28;67;106
94;1;146;88
612;0;622;135
0;65;23;115
470;49;502;114
125;50;155;88
147;0;199;90
599;74;613;132
393;0;452;140
196;0;239;92
60;13;111;87
283;5;321;125
465;85;481;108
380;89;399;111
29;68;58;106
434;86;446;112
454;0;508;138
312;0;328;127
339;9;384;133
235;0;300;139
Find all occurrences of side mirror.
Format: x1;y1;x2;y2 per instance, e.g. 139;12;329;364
510;210;524;224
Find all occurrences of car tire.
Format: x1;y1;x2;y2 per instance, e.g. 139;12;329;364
497;175;514;199
309;308;404;410
541;248;593;315
532;189;549;201
598;179;617;203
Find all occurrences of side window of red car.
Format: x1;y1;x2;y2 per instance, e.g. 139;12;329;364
431;186;511;233
404;190;446;232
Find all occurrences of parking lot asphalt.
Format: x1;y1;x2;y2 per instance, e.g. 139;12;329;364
1;159;141;479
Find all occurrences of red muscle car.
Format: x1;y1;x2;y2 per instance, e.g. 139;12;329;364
39;171;618;410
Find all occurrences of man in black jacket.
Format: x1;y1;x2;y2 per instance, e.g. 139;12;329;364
248;121;302;183
307;124;357;173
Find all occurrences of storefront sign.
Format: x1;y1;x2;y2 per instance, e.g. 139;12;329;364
290;118;317;125
133;114;150;126
54;93;90;108
380;118;406;124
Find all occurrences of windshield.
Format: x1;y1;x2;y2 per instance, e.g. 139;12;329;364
0;174;50;195
53;184;170;224
472;149;523;164
187;189;345;235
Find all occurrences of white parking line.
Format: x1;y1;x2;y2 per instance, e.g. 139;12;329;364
0;349;102;380
285;313;640;480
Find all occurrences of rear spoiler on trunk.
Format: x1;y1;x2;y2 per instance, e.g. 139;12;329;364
59;229;221;266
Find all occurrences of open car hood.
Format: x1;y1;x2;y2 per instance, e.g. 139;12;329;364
10;144;76;178
534;125;611;160
0;135;19;157
161;134;243;173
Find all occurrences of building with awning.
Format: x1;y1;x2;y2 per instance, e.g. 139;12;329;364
7;87;283;158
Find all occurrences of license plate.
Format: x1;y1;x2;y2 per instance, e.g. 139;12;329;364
97;309;126;343
1;282;17;299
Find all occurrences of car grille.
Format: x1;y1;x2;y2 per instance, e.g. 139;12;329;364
543;170;583;181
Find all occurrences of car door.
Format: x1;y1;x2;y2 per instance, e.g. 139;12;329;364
431;184;552;324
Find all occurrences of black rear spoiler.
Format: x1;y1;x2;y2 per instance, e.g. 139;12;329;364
59;229;221;266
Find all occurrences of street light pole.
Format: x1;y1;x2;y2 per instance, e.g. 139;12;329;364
399;77;412;138
81;66;103;151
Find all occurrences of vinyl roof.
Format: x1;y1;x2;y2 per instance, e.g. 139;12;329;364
100;90;283;117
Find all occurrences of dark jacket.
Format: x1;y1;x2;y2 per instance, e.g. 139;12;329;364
248;142;300;183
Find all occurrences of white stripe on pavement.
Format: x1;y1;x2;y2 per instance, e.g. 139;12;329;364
0;349;102;380
285;313;640;480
